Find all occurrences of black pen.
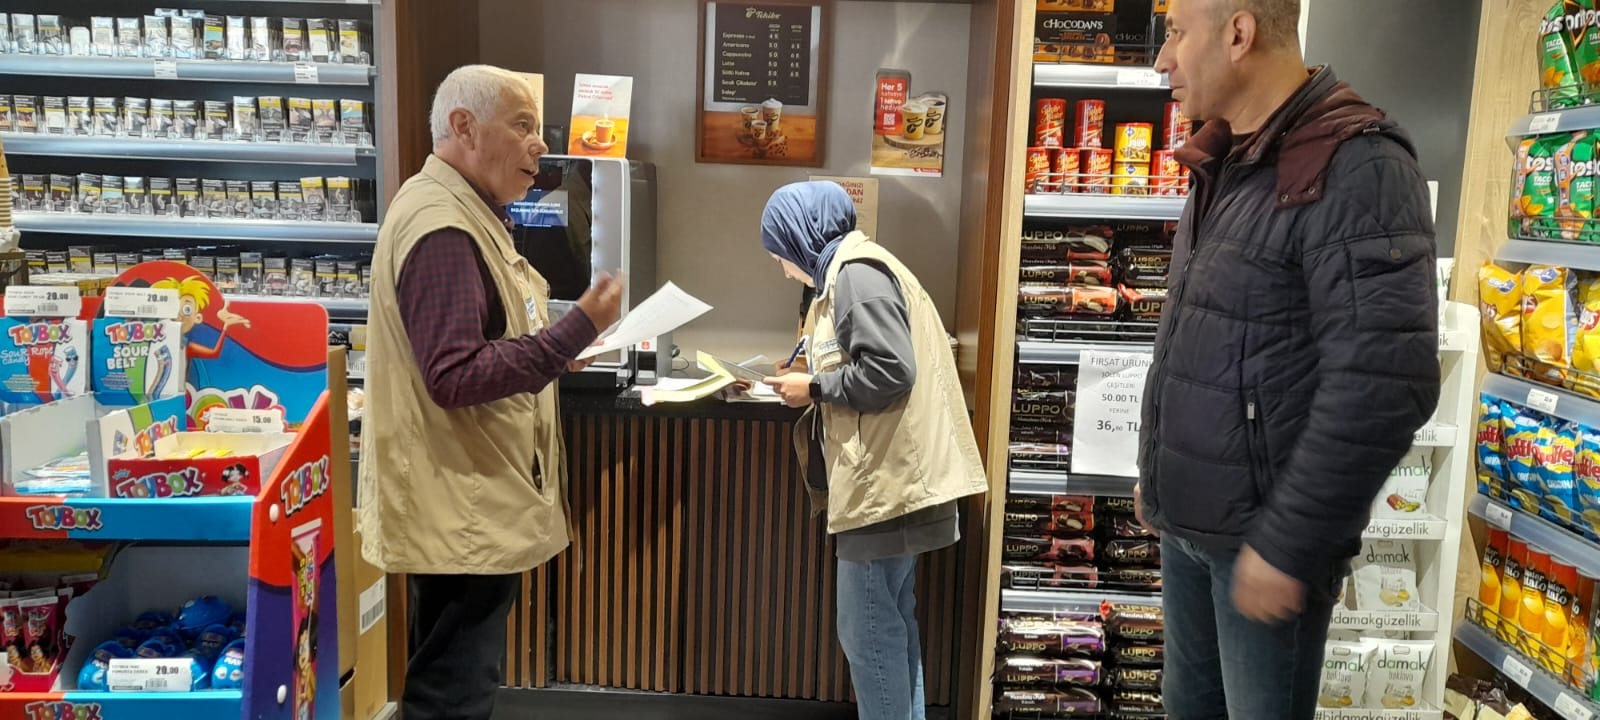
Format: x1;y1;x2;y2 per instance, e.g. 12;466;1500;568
784;338;808;368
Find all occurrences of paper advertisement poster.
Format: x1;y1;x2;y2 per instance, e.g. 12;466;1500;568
870;68;948;177
568;73;633;158
697;1;828;167
809;176;879;240
518;72;546;134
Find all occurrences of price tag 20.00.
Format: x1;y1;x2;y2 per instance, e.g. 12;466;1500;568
106;658;193;693
1501;653;1535;688
4;285;83;318
103;287;181;320
1557;693;1596;720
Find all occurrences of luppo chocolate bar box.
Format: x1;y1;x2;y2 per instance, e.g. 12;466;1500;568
92;319;185;406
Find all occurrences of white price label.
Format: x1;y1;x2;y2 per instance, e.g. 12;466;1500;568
359;578;386;634
1530;113;1563;134
152;60;179;79
1558;693;1596;720
1502;654;1535;687
293;63;320;84
1071;350;1153;477
1116;68;1163;88
103;287;181;320
1528;387;1561;415
207;408;286;433
4;285;82;318
107;658;192;693
347;351;367;380
1486;501;1515;530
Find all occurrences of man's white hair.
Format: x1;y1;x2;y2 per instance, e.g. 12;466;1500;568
429;64;533;144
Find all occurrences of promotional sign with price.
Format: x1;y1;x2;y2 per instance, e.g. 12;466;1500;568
1071;350;1153;477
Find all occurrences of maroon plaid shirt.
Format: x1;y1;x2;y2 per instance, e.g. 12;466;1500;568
396;184;598;410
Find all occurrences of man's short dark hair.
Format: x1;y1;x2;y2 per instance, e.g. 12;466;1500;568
1213;0;1301;48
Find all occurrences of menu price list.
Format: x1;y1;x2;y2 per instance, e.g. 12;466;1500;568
713;2;814;106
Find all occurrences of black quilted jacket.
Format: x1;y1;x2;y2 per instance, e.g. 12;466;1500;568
1136;67;1440;585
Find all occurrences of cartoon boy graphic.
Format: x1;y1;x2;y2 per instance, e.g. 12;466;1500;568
153;276;251;359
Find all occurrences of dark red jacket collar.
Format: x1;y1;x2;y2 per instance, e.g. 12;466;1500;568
1176;66;1408;209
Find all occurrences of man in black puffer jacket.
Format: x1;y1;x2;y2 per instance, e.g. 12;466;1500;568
1136;1;1439;717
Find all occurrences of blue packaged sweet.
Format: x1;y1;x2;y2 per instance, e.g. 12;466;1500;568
194;624;237;661
182;650;211;691
145;627;183;652
134;611;173;631
212;638;246;689
228;612;246;638
112;627;146;649
76;641;131;691
178;596;231;639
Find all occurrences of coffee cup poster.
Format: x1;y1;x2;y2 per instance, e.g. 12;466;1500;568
696;0;830;167
569;73;634;158
870;69;948;177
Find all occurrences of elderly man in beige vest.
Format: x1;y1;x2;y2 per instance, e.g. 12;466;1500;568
357;65;622;720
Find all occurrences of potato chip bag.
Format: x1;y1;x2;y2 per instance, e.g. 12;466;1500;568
1364;639;1434;710
1479;263;1524;368
1537;419;1581;525
1526;136;1566;239
1506;403;1545;512
1478;396;1509;500
1524;265;1577;368
1574;0;1600;92
1576;425;1600;536
1558;133;1599;240
1544;1;1584;108
1514;137;1540;238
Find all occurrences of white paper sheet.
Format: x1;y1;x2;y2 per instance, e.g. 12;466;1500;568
578;282;713;360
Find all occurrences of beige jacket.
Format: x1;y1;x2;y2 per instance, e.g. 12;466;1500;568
797;232;989;533
357;155;570;575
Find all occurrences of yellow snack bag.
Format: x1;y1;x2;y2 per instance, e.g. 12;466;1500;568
1480;263;1524;368
1524;265;1577;369
1572;274;1600;383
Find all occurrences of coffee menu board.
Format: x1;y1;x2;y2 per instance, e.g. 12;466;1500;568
697;0;830;167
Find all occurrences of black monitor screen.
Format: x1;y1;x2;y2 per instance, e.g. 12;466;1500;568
508;158;594;302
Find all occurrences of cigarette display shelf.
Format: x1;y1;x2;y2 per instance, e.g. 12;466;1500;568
1497;238;1600;272
1000;588;1159;615
1;132;373;166
1468;494;1600;580
16;212;379;243
1455;622;1600;720
1032;63;1169;91
1007;469;1135;498
0;54;373;86
1024;193;1186;222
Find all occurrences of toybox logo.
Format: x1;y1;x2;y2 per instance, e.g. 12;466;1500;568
102;321;166;345
24;701;103;720
114;467;203;499
281;457;331;518
24;505;102;532
8;322;70;347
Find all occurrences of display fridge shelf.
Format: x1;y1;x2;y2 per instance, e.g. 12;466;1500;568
1469;494;1600;579
0;496;253;542
1456;622;1600;720
1000;588;1160;615
0;54;373;85
1024;194;1187;221
1008;470;1135;497
0;132;371;165
16;213;379;243
1033;63;1169;90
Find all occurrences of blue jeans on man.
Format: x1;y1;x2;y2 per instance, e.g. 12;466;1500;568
1162;536;1344;719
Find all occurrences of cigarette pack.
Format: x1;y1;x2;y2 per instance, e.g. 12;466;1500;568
201;15;224;60
48;175;74;213
76;174;102;215
200;179;226;218
41;97;65;136
101;176;125;215
117;18;142;58
337;19;363;64
249;16;274;61
10;14;35;55
67;96;90;136
36;15;63;55
280;18;305;61
123;97;149;138
0;318;90;405
92;97;120;137
150;98;174;138
278;181;304;220
149;177;174;216
124;176;148;215
226;180;252;219
251;181;278;220
305;19;332;63
91;17;116;57
12;96;36;133
258;96;286;142
176;178;202;218
233;96;258;140
144;15;169;57
241;252;265;294
204;100;230;141
287;97;313;141
225;16;246;61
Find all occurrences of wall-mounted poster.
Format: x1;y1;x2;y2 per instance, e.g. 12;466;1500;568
697;0;830;167
569;73;633;158
518;71;546;134
870;68;949;177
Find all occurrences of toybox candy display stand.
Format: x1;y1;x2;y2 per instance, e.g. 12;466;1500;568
0;261;341;720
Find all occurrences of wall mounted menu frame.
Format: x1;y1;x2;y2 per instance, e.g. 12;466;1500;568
696;0;831;167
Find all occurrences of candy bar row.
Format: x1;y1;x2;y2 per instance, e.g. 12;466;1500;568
0;11;368;65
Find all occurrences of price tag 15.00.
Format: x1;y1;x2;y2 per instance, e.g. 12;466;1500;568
106;658;193;693
207;408;286;434
4;285;82;318
103;287;181;320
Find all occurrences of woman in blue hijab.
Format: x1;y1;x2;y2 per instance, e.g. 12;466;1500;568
760;181;987;720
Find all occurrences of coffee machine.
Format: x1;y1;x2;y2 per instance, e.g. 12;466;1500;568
507;155;660;387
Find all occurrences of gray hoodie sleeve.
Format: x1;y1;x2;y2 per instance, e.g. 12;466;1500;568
814;261;916;413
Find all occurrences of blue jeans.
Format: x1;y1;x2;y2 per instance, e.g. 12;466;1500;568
1162;536;1341;720
837;555;927;720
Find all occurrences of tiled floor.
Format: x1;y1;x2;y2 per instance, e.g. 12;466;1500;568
491;688;953;719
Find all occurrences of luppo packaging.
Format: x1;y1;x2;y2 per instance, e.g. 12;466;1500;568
92;317;184;406
0;317;90;404
1351;540;1421;612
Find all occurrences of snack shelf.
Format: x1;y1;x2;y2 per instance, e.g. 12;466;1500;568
0;496;254;542
0;54;373;86
1000;588;1160;615
1507;104;1600;143
1329;606;1440;633
1024;194;1187;221
16;213;379;243
1496;238;1600;270
1017;340;1154;365
1362;515;1447;541
0;690;243;720
1483;373;1600;429
1312;708;1443;720
0;132;372;166
1008;469;1135;498
1468;494;1600;579
1032;63;1169;90
1455;622;1600;720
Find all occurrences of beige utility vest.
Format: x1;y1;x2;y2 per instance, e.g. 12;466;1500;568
798;232;989;533
357;155;570;575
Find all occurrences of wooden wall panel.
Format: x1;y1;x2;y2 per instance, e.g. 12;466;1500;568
503;411;968;705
